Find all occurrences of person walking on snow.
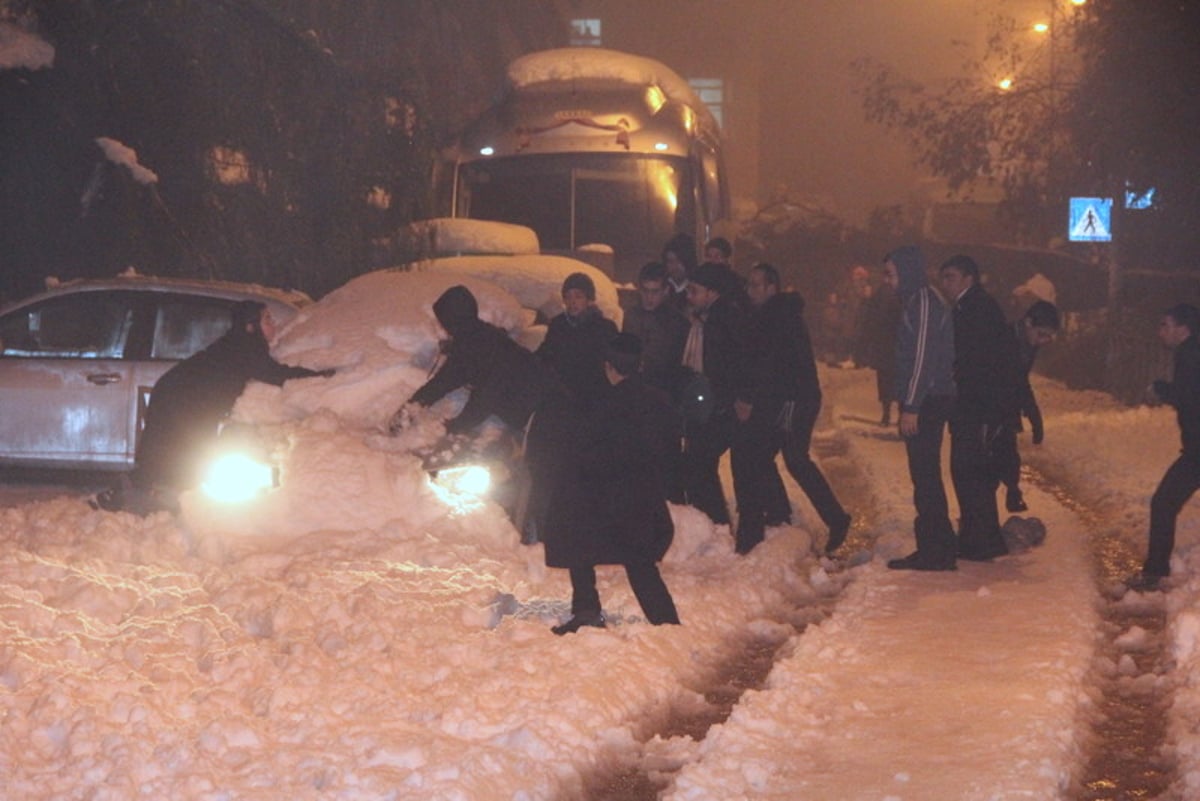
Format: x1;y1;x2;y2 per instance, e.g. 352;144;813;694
548;333;680;634
732;262;851;555
882;246;959;571
1132;303;1200;589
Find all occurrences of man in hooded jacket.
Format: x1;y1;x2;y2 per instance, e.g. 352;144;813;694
882;246;959;570
395;285;577;544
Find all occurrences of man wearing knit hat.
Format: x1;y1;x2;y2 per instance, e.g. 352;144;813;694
536;271;618;411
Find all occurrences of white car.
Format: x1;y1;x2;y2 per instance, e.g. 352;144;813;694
0;275;310;470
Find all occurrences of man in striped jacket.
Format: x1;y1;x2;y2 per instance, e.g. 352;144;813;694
882;245;958;571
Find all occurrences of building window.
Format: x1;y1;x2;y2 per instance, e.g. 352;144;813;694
689;78;724;128
569;18;602;46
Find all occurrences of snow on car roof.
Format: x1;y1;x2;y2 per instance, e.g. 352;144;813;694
403;218;540;257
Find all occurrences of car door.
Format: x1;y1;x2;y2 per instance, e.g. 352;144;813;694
0;290;138;469
127;292;237;458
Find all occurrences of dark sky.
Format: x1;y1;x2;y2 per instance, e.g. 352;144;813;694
581;0;1050;223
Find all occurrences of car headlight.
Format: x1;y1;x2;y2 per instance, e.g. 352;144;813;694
201;452;277;503
431;464;492;497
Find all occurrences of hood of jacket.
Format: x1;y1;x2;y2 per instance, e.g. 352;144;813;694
433;285;480;337
887;245;927;301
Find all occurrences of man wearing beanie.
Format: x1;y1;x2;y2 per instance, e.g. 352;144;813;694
537;271;618;411
547;332;680;634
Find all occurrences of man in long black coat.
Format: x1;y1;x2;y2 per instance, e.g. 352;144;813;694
732;263;851;555
939;255;1020;561
96;301;329;513
547;333;679;634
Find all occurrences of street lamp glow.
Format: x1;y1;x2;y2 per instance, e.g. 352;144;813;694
997;77;1014;91
1032;21;1050;33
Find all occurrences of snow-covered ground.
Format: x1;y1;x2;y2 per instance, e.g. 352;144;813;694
0;271;1195;799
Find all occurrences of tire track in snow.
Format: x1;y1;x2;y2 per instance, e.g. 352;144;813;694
1023;466;1177;800
574;412;880;801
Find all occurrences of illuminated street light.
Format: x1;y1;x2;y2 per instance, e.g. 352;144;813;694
1032;21;1050;33
998;77;1015;91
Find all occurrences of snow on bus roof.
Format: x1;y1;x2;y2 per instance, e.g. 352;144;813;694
507;47;708;117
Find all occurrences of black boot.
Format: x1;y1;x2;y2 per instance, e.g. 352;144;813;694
1005;487;1028;513
551;611;606;635
825;514;851;554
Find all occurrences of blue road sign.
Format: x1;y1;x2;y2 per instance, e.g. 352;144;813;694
1069;197;1112;242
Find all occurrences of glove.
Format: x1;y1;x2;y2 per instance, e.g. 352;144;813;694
387;403;417;436
1027;405;1044;445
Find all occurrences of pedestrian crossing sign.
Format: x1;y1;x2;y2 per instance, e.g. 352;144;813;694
1069;197;1112;242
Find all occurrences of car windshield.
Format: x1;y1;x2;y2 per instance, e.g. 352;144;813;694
455;153;696;270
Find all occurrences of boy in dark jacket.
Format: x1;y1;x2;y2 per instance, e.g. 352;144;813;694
549;333;680;634
537;272;618;411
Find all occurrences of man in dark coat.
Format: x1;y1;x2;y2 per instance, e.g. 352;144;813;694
548;333;679;634
939;255;1019;562
680;261;747;527
97;301;330;513
622;261;689;394
732;263;851;555
994;300;1059;512
536;272;618;410
395;285;577;545
1133;303;1200;588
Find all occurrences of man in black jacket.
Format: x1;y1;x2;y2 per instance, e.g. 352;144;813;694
1133;303;1200;588
536;272;618;411
395;285;576;544
939;255;1019;561
96;300;330;513
732;263;850;555
994;300;1060;512
548;333;680;634
680;261;746;527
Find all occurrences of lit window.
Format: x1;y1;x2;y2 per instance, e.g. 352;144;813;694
689;78;725;128
569;19;602;46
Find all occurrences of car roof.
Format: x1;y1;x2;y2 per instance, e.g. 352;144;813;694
1;274;313;316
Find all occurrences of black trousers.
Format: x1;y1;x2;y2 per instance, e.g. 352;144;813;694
569;563;680;624
904;394;957;564
731;401;847;553
948;414;1009;558
682;411;734;525
1144;453;1200;577
992;424;1021;491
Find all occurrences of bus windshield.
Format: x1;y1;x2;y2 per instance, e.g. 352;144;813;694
455;153;697;274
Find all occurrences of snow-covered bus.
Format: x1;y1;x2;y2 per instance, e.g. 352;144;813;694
436;48;730;283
